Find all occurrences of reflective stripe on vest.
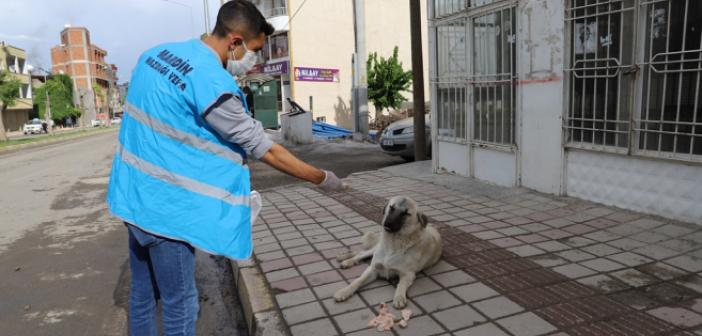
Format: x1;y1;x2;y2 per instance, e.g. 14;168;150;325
117;144;250;207
124;102;245;165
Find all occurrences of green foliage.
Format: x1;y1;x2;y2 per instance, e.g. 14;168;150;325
34;74;81;121
366;46;413;119
0;70;21;109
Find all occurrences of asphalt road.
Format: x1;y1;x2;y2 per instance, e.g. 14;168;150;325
0;130;403;335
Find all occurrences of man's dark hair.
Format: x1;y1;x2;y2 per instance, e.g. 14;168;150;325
212;0;275;39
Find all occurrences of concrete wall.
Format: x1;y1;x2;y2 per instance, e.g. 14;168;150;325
288;0;429;129
516;0;566;195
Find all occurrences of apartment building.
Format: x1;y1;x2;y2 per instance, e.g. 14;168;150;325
0;42;33;132
51;26;118;123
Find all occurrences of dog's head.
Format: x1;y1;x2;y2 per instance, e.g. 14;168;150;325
381;196;428;234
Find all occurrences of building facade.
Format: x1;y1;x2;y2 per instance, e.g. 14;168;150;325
0;42;33;132
238;0;430;130
428;0;701;223
51;26;117;124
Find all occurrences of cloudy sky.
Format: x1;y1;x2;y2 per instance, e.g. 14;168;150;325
1;0;221;83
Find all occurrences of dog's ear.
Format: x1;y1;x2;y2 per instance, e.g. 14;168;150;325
382;202;389;215
417;211;428;228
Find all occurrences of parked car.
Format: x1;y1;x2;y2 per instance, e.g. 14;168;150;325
91;119;106;127
110;117;122;124
379;114;431;161
23;119;44;135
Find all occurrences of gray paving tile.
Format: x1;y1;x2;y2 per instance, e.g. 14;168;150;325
561;236;596;248
473;231;505;240
628;218;666;230
576;274;630;293
359;285;395;306
323;295;367;316
395;315;447;336
299;260;333;275
290;317;338;336
631;231;669;244
431;269;476;288
414;290;462;312
454;323;509;336
407;277;442;297
333;308;375;333
266;267;301;282
583;230;621;242
432;305;486;331
611;269;658;287
606;252;653;267
449;283;499;303
607;238;647;251
665;255;702;273
497;312;557;336
282;301;327;325
313;280;348;299
633;245;680;260
507;245;546;257
472;296;524;319
424;260;458;275
581;243;622;257
534;240;570;252
580;258;626;272
276;288;316;308
647;306;702;328
552;263;597;279
557;249;597;262
654;224;696;237
529;254;568;268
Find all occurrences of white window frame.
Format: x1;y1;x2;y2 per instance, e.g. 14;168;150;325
431;0;518;149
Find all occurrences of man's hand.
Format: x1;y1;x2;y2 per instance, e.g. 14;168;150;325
260;144;347;191
317;170;347;191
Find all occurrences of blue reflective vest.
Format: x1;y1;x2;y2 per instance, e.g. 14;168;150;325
107;39;253;259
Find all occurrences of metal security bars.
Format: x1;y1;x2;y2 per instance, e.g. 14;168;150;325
565;0;637;152
432;0;516;145
472;7;516;145
638;0;702;160
565;0;702;162
436;19;468;142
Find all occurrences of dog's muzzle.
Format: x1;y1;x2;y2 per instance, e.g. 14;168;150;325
382;211;405;233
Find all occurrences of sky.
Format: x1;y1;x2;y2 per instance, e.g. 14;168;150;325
0;0;222;83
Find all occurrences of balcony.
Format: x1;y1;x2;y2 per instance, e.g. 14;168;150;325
253;0;289;32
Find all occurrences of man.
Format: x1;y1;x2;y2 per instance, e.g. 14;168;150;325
106;1;345;335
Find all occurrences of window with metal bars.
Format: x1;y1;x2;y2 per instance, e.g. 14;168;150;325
565;0;702;161
565;0;636;151
472;7;516;146
436;19;468;142
638;0;702;159
432;0;505;19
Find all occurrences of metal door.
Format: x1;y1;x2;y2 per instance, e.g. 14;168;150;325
253;80;279;129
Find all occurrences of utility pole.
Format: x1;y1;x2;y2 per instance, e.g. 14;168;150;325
351;0;368;137
40;69;54;135
203;0;211;34
410;0;426;161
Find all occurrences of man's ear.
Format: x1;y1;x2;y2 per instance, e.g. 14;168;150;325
417;212;428;228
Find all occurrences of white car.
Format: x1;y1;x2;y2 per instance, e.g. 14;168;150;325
23;119;45;135
110;117;122;124
91;119;105;127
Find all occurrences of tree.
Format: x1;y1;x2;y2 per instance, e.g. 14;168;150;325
366;46;413;121
0;71;21;141
34;74;81;123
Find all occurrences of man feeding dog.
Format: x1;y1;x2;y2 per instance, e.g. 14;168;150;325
106;1;345;334
334;196;443;309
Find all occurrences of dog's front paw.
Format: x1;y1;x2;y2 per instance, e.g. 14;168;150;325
393;294;408;309
333;287;354;302
340;259;356;269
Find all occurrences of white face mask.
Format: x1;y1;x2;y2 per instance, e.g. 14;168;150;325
226;41;257;77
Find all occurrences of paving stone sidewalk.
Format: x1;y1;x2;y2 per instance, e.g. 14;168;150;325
250;168;702;336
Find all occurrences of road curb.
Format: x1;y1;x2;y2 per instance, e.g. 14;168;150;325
229;257;290;336
0;128;119;155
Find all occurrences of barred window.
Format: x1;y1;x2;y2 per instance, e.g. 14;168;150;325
638;0;702;159
436;19;468;142
472;7;516;145
565;0;636;150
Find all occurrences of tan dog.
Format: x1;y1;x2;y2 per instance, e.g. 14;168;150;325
334;196;443;309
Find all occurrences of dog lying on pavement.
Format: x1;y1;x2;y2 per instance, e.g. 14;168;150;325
334;196;443;309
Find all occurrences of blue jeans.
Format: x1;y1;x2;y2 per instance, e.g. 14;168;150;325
127;224;199;336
